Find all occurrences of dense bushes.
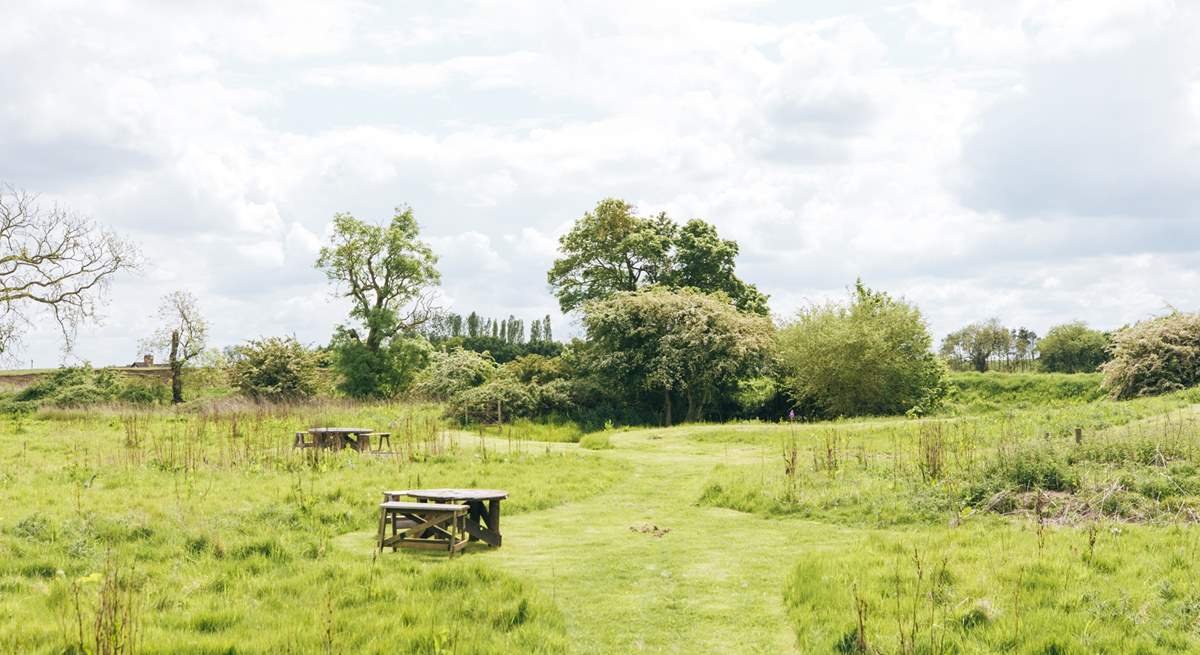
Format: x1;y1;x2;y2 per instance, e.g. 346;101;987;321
1102;312;1200;399
777;281;946;418
229;336;321;401
1039;321;1109;373
330;329;430;399
2;366;168;411
582;287;773;424
415;349;497;401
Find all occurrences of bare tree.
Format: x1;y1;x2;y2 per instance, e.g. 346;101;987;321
142;291;207;404
0;184;138;356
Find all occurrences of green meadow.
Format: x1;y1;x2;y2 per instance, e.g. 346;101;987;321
2;375;1200;653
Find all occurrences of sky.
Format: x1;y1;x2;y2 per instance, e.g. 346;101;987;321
2;0;1199;367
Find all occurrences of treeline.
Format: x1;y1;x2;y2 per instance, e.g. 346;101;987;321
418;311;562;364
420;311;554;344
939;319;1110;374
5;184;1196;419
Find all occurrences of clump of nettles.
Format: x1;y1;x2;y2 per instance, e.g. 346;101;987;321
1101;312;1200;399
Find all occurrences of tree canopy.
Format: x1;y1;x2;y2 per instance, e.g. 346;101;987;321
778;281;946;417
316;206;440;398
316;207;440;351
548;198;767;315
940;319;1011;372
582;286;773;424
1039;321;1109;373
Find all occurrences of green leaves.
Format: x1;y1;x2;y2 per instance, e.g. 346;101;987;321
547;198;767;314
778;281;946;418
315;205;441;398
582;287;773;423
229;336;321;401
1040;321;1109;373
315;206;440;349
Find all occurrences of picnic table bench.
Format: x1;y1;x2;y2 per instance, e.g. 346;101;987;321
380;488;508;553
377;501;469;555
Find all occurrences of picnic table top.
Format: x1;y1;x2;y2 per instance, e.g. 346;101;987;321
381;501;468;512
308;427;374;435
393;488;509;501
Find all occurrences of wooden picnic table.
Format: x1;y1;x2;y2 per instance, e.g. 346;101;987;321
306;427;374;451
384;488;508;547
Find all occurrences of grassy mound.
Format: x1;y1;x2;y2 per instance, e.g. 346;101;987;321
943;371;1104;413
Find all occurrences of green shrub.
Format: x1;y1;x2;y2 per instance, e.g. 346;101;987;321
777;280;946;418
330;328;430;399
229;336;321;401
415;348;496;401
447;377;537;424
1102;312;1200;399
1039;321;1110;373
14;365;122;407
117;379;170;405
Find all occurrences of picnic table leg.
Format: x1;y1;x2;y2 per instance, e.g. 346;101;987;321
376;505;388;550
488;499;502;547
465;502;483;542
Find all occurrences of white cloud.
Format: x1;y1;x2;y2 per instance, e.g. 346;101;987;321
3;0;1200;365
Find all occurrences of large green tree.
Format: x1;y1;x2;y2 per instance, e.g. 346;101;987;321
778;281;946;417
316;206;440;398
548;198;767;315
582;286;773;424
1038;321;1109;373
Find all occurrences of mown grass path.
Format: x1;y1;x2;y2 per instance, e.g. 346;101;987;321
342;427;859;653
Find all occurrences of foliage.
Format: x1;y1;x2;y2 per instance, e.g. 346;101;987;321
939;318;1011;372
1101;311;1200;399
1;366;171;410
502;354;568;385
316;206;440;397
445;377;537;424
116;378;171;405
330;329;430;399
228;336;321;401
942;371;1104;412
415;348;497;401
547;198;767;314
1039;321;1109;373
422;310;556;345
439;335;563;364
777;281;946;418
583;287;773;424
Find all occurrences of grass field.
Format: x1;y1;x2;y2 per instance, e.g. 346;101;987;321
2;380;1200;652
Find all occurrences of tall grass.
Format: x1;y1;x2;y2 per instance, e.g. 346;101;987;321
0;401;628;653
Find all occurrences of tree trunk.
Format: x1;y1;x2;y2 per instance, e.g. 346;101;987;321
170;329;183;404
663;389;672;427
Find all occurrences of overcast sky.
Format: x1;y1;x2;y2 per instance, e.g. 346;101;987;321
3;0;1198;366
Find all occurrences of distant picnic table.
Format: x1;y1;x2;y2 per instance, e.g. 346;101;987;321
383;488;508;548
295;427;390;452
